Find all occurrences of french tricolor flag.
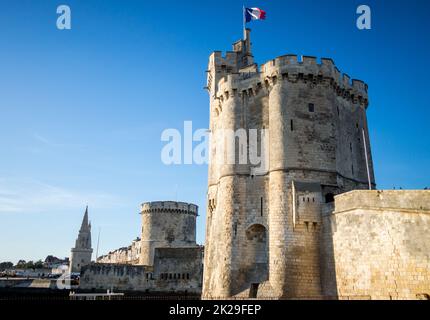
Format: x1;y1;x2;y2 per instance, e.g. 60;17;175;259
245;7;266;23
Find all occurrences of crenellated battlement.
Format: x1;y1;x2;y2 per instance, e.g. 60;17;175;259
211;53;369;109
140;201;198;216
260;54;368;102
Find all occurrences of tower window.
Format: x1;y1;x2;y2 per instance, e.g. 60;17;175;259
308;103;315;112
260;197;263;217
290;120;294;131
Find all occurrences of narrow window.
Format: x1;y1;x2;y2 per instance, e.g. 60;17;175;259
337;106;340;116
260;197;263;217
308;103;315;112
352;164;354;175
290;119;294;131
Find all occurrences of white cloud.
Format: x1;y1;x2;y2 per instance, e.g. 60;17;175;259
0;179;122;214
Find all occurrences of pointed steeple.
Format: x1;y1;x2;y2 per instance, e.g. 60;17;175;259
74;206;92;249
80;206;90;232
70;206;93;273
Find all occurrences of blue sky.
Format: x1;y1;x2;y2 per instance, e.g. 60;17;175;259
0;0;429;263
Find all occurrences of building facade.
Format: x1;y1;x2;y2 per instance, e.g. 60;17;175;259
97;238;141;265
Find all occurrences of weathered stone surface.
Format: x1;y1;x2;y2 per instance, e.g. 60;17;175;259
139;201;198;266
321;191;430;300
203;30;429;300
80;247;203;294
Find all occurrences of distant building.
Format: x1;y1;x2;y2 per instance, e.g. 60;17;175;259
80;201;203;295
44;255;69;269
97;238;141;265
51;264;69;275
70;207;93;273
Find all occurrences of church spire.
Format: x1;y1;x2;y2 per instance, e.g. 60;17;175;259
70;206;93;273
80;206;90;232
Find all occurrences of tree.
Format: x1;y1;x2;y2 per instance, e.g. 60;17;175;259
33;260;44;269
16;260;27;269
0;262;13;271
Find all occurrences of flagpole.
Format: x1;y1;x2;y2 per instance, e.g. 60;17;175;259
96;227;101;260
362;128;372;190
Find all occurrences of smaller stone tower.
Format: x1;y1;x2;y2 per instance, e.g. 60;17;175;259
70;206;93;273
139;201;198;266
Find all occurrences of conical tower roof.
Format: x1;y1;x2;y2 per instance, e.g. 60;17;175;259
79;206;90;232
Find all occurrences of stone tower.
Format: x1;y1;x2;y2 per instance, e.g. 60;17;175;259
70;206;93;273
203;29;375;299
139;201;199;266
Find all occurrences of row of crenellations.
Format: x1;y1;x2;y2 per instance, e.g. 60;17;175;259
140;201;199;215
211;51;368;104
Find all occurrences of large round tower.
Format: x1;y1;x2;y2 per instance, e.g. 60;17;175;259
203;29;375;299
139;201;198;266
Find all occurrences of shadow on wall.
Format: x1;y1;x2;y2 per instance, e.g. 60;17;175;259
232;224;269;298
320;202;339;299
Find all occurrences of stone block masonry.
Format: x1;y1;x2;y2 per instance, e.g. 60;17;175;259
203;28;429;300
80;247;203;294
321;190;430;300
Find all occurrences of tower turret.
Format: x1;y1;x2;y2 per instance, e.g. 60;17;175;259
203;31;375;299
139;201;198;266
70;206;93;273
